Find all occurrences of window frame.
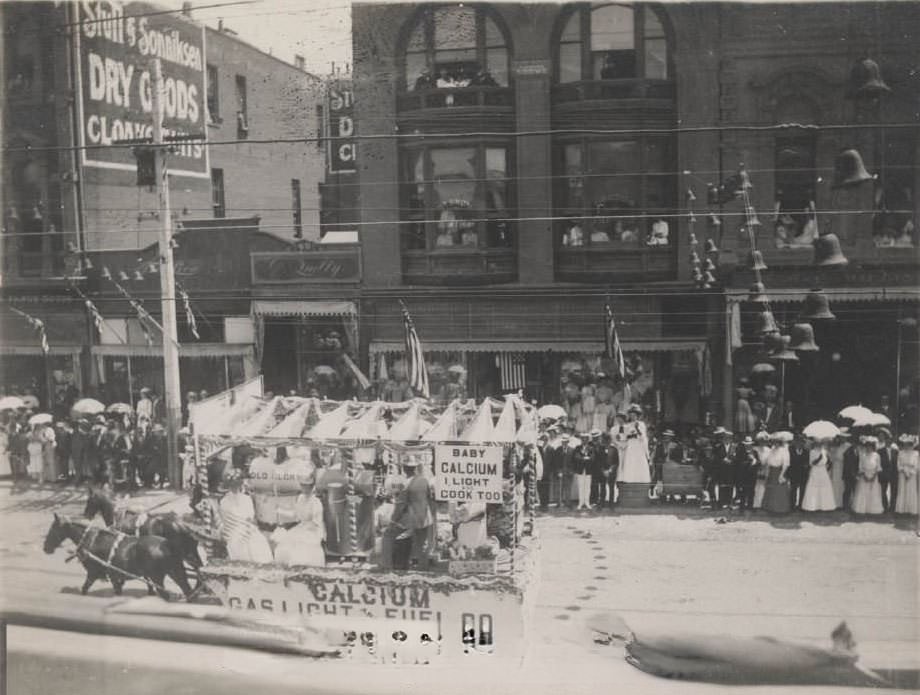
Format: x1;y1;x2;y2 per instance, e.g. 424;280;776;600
399;141;516;252
772;134;818;248
555;3;670;84
206;63;220;123
235;74;248;138
401;5;511;91
291;178;303;238
211;168;226;218
553;135;676;249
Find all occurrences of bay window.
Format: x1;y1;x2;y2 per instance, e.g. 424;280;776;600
403;5;509;91
557;3;669;83
556;137;674;247
401;144;514;251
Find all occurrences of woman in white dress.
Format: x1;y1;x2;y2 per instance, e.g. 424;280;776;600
27;424;44;482
274;475;326;567
894;434;918;516
219;471;274;563
618;405;650;484
752;431;771;509
801;442;837;512
0;422;11;477
851;438;884;515
828;433;849;509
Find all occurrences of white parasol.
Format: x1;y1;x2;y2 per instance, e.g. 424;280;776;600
771;431;794;443
803;420;840;440
851;412;890;428
838;405;873;421
28;412;53;426
70;398;106;418
537;404;567;420
0;396;25;410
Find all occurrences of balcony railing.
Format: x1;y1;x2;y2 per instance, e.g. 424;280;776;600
552;78;675;105
397;85;513;112
555;245;675;283
402;247;517;285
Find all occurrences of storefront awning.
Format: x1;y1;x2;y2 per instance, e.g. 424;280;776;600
369;339;706;355
252;300;356;317
91;344;255;358
727;287;920;305
0;345;82;357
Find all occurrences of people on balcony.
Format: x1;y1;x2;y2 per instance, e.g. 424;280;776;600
413;64;500;92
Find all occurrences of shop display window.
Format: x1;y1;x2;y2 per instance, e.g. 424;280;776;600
874;133;916;248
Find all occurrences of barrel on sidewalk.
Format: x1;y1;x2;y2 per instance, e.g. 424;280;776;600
617;483;650;508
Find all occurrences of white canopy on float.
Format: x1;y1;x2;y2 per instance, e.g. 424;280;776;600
460;400;495;442
387;402;424;441
305;402;351;439
492;399;517;443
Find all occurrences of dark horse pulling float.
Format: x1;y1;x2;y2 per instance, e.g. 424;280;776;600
43;513;195;600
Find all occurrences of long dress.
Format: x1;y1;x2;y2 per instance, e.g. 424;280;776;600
894;449;919;516
851;450;884;515
0;429;10;477
273;493;326;567
619;421;651;484
828;442;847;509
762;445;792;514
219;491;274;563
41;427;57;482
801;448;836;512
27;433;44;481
753;445;770;509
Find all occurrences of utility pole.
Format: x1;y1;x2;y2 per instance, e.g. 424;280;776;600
152;58;183;488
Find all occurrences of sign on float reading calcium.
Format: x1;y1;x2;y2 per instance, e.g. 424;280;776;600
75;1;208;177
434;445;504;503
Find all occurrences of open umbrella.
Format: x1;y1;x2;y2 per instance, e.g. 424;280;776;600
28;413;53;426
771;431;794;443
750;363;776;375
852;412;890;428
447;364;467;375
838;405;873;421
312;365;337;376
537;404;567;420
106;402;133;415
0;396;24;410
803;420;840;440
21;394;39;409
70;398;105;418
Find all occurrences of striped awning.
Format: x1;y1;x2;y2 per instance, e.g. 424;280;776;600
369;339;706;355
91;344;255;358
252;299;356;317
727;287;919;305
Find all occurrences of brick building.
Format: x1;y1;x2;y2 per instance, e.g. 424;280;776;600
351;2;919;430
0;1;330;411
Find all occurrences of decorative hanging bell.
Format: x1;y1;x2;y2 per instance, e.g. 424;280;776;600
847;57;891;99
67;241;79;254
750;250;768;272
813;232;848;267
704;258;717;272
703;270;717;285
756;309;779;336
692;269;703;283
789;322;820;352
763;331;785;354
133;270;145;281
799;288;836;321
769;335;800;362
101;266;112;280
705;238;719;254
748;281;770;303
831;149;873;189
147;262;158;275
83;255;93;270
690;250;701;265
118;270;130;282
689;232;699;246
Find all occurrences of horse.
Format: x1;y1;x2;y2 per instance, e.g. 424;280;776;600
83;486;203;587
43;513;194;600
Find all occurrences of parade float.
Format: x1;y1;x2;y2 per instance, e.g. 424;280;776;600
187;384;541;664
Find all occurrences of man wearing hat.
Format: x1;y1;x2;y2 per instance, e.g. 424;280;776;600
652;429;682;491
558;430;579;509
787;433;810;510
586;429;608;508
877;428;897;512
389;457;435;570
842;432;860;511
539;425;562;509
761;385;782;432
712;427;735;508
734;435;759;510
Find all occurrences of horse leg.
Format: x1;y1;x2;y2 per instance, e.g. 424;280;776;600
81;571;99;595
111;577;124;596
167;559;195;600
150;572;170;600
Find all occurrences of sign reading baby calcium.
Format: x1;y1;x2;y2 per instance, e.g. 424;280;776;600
434;445;503;503
75;1;208;177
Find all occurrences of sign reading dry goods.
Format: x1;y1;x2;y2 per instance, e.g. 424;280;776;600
75;1;208;177
433;445;503;503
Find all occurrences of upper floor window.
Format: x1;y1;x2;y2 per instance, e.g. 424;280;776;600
403;5;509;91
206;64;220;122
235;74;248;138
557;3;668;83
773;136;818;248
874;132;916;248
211;168;226;218
556;137;674;248
400;144;514;251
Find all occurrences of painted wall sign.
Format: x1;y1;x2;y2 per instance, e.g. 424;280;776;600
434;445;504;503
327;80;356;174
251;250;361;284
75;1;208;177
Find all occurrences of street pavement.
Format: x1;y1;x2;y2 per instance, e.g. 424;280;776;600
2;481;919;694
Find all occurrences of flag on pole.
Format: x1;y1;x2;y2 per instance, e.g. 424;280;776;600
180;288;199;340
10;307;49;354
341;352;371;390
499;353;527;391
604;301;626;379
401;302;429;399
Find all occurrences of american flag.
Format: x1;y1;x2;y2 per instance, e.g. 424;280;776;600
499;352;527;391
10;307;49;354
604;301;626;379
180;288;199;340
401;302;429;399
85;299;106;336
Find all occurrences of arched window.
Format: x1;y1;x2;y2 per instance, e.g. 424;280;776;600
557;3;668;83
403;5;509;91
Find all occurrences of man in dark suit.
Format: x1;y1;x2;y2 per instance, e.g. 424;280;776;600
734;436;759;510
390;460;434;570
603;433;620;508
558;432;578;509
877;428;897;512
712;428;735;508
761;385;782;432
787;434;810;510
587;430;608;507
842;434;859;510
